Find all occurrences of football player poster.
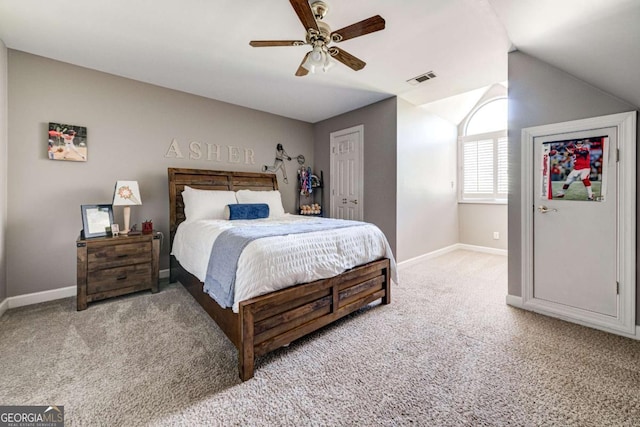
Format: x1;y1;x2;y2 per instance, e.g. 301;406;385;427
541;136;608;201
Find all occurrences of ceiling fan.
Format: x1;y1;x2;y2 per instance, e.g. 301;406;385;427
249;0;385;76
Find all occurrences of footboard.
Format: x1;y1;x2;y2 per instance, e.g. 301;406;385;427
238;258;391;380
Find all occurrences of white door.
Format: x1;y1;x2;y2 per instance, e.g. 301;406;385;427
532;128;617;316
330;125;363;220
521;112;636;336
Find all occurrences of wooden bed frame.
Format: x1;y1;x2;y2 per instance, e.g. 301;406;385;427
168;167;391;380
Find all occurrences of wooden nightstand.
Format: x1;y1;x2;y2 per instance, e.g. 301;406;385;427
76;232;160;310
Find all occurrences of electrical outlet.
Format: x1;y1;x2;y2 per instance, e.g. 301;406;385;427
493;232;500;240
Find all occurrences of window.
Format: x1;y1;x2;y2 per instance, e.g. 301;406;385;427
459;98;508;202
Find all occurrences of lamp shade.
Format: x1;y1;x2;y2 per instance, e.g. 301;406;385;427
113;181;142;206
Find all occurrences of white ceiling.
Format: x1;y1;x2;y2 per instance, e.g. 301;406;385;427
0;0;637;123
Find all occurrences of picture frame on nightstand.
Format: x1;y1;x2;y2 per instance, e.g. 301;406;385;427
81;204;114;238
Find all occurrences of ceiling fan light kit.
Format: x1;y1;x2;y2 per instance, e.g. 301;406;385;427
302;44;333;73
250;0;385;76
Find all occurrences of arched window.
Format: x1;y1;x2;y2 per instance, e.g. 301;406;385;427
465;98;508;136
459;97;508;202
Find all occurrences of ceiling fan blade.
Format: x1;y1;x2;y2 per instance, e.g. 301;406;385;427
331;15;385;43
250;40;305;47
330;48;366;71
289;0;319;32
295;52;311;76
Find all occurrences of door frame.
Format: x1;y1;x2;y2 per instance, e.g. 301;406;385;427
329;125;364;219
520;111;636;336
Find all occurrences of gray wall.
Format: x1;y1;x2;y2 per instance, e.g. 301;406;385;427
7;50;313;297
459;204;507;250
0;40;7;302
396;98;458;261
458;84;508;250
313;97;397;255
507;51;640;323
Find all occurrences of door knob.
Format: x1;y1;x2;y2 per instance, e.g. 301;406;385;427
538;205;557;213
350;200;358;204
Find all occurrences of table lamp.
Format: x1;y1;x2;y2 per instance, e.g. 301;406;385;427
112;180;142;234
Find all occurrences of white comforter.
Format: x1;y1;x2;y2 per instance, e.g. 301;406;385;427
171;214;397;312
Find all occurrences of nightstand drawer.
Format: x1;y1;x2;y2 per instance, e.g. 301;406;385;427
77;232;160;310
87;241;152;271
87;263;152;294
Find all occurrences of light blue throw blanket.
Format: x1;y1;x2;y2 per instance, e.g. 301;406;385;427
204;218;366;308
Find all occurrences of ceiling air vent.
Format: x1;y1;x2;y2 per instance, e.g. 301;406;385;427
407;71;437;85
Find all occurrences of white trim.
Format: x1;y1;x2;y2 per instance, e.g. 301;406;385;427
398;244;460;267
458;129;508;203
398;243;507;268
505;294;523;308
457;244;507;256
0;297;8;318
0;269;171;317
521;111;637;337
505;300;639;340
458;200;507;205
521;303;640;340
6;286;76;310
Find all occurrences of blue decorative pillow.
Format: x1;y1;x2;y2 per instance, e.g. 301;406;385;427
225;203;270;220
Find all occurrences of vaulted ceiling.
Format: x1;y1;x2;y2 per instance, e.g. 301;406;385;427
0;0;637;123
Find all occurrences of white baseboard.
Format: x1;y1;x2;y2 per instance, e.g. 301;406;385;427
0;268;172;318
505;294;523;308
2;272;637;339
398;243;507;267
0;297;8;318
508;295;639;340
398;244;460;267
457;243;508;256
7;286;76;310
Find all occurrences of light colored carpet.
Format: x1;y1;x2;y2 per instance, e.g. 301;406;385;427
1;250;639;426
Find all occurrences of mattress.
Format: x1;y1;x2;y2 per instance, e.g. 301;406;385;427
171;214;397;312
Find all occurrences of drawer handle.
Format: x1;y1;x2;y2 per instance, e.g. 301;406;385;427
117;254;128;258
117;275;128;280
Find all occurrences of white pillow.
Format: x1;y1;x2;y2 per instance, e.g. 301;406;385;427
182;186;238;222
235;189;285;217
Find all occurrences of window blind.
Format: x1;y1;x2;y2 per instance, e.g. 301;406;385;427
459;131;508;201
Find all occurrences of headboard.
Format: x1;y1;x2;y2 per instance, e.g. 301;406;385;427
168;168;279;246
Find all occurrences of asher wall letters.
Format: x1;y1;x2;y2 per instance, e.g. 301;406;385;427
165;138;256;165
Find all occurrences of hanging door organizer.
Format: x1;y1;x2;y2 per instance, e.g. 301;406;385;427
298;168;323;216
